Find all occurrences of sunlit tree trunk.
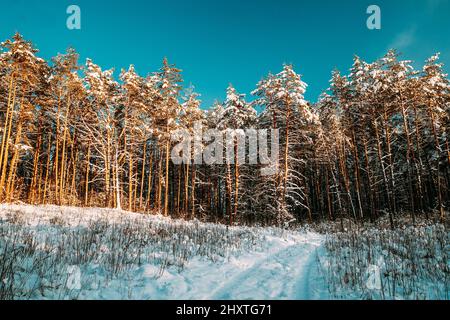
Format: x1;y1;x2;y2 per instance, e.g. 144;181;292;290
139;142;147;210
84;144;91;206
146;150;153;212
426;100;445;221
0;73;16;195
350;128;363;220
114;148;122;210
164;138;170;216
191;163;196;219
5;95;25;202
184;162;190;215
0;83;18;201
43;133;52;204
399;96;416;223
233;138;239;222
29;133;42;204
373;118;395;229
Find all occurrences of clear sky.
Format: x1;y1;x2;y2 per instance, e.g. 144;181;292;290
1;0;449;108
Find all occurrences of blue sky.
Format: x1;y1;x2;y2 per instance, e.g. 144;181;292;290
1;0;449;108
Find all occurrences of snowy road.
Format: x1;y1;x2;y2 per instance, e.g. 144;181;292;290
124;231;325;300
208;234;323;300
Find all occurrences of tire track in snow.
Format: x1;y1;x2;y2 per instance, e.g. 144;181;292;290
293;244;317;300
209;234;323;300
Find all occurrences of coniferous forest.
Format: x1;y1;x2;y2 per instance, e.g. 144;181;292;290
0;33;449;229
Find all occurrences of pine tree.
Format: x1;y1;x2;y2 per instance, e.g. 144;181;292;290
178;85;203;218
154;58;183;216
218;84;256;224
0;33;48;202
46;48;84;205
420;53;450;221
252;65;317;225
119;65;146;211
81;59;121;209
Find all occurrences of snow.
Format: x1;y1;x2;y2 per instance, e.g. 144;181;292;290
0;204;325;300
209;233;323;300
14;144;33;152
1;205;446;300
317;225;449;300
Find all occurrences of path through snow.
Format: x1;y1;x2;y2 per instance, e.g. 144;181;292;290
130;232;326;300
209;234;323;300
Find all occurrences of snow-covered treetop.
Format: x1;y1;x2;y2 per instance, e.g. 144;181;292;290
253;64;316;126
253;65;308;106
331;69;350;99
279;64;308;96
120;64;143;97
180;85;204;129
1;33;43;65
50;48;84;97
225;84;243;103
52;48;79;74
348;56;386;96
0;33;47;86
380;50;415;87
84;58;119;103
317;92;340;126
217;84;256;129
422;53;449;96
206;100;224;128
157;57;183;98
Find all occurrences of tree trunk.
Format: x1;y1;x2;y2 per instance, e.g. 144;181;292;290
85;144;91;206
164;139;170;216
114;148;121;210
234;138;239;222
373;118;395;229
0;84;18;201
139;142;147;210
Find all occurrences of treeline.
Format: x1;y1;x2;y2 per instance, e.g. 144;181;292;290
0;33;448;228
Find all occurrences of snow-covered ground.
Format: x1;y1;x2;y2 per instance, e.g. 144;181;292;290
3;204;446;300
318;224;449;300
0;204;326;300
